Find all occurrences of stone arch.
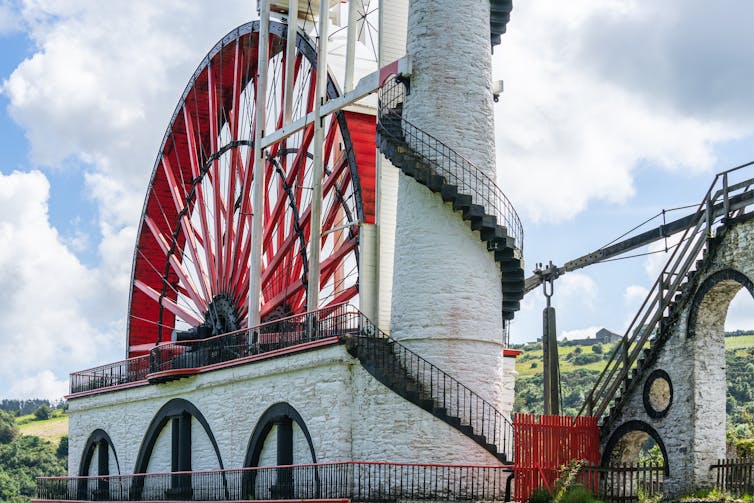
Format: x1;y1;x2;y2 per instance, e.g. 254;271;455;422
79;428;121;476
77;429;121;499
132;398;225;499
602;420;669;476
242;402;319;499
688;268;754;339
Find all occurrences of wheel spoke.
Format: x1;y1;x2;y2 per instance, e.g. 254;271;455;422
144;215;210;313
129;23;363;352
134;279;205;326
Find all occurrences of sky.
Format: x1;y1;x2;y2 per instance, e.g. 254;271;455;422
0;0;752;400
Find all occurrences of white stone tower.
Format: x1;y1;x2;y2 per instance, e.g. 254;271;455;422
389;0;510;408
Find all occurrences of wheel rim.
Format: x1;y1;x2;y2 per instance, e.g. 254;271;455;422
127;21;363;355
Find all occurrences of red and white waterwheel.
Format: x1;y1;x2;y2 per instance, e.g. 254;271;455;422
127;21;374;357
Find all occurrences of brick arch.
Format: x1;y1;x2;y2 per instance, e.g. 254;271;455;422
602;420;669;476
688;268;754;339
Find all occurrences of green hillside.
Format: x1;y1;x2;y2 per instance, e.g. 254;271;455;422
17;410;69;444
513;334;754;457
0;407;67;502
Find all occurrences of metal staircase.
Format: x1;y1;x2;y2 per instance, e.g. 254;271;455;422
577;164;754;431
377;77;525;321
345;310;514;464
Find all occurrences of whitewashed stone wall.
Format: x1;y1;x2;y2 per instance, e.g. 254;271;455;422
390;174;505;409
68;343;501;477
404;0;496;176
389;0;505;412
602;222;754;498
500;354;518;417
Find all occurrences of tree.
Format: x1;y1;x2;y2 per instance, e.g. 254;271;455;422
592;344;603;354
33;405;52;421
0;411;18;444
57;436;69;458
0;435;66;498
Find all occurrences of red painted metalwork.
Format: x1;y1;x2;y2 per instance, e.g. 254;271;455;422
127;22;376;357
513;413;601;502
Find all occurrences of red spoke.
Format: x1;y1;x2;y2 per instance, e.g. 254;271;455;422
207;62;226;290
129;27;364;352
183;104;218;293
144;215;209;312
161;155;213;302
134;279;205;326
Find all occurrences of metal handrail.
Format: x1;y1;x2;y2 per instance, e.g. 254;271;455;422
69;304;354;394
69;355;151;394
577;163;754;420
352;315;514;461
37;461;513;502
378;77;523;251
148;303;354;375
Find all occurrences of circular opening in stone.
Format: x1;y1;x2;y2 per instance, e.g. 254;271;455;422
643;370;672;418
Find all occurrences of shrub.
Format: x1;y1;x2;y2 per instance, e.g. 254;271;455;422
558;486;603;503
573;347;583;355
529;487;552;503
531;362;539;369
0;411;18;444
56;436;69;458
33;405;52;421
571;353;602;366
592;344;603;354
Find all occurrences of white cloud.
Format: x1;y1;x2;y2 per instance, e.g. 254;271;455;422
493;0;751;223
0;2;253;397
558;272;598;310
0;170;121;399
0;1;20;36
560;326;601;342
724;289;754;332
8;370;68;400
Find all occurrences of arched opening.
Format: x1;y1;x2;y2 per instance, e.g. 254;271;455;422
688;269;754;464
603;421;669;470
242;402;318;499
602;420;669;497
132;399;225;499
77;429;120;499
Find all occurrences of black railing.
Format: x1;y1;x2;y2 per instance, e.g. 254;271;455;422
351;317;514;461
148;303;356;375
711;458;754;497
37;462;513;502
70;304;357;394
580;463;665;503
70;356;151;394
378;76;523;251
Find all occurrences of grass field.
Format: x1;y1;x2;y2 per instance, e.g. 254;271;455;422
17;410;68;444
516;335;754;377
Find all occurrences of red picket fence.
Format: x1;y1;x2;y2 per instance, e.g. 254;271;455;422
513;413;601;502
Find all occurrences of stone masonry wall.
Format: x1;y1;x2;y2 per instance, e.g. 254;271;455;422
390;176;505;409
404;0;496;177
68;343;500;477
389;0;506;412
601;221;754;498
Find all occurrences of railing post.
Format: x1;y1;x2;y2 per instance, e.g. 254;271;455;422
723;173;730;221
622;337;630;390
706;197;714;238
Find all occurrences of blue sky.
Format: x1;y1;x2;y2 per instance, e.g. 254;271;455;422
0;1;752;399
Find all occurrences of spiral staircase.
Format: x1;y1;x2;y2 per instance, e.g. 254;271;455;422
345;312;514;464
376;77;525;322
